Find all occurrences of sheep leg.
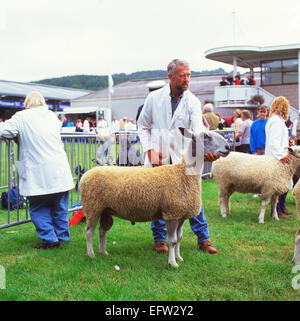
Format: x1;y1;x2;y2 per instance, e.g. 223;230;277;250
271;195;279;221
258;197;270;223
166;219;179;268
175;218;185;262
86;218;98;258
219;190;231;218
99;211;114;255
293;229;300;264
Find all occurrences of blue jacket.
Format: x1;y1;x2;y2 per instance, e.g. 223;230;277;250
250;119;268;153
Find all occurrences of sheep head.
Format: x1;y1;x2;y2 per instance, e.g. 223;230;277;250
178;128;230;175
178;128;230;158
288;146;300;160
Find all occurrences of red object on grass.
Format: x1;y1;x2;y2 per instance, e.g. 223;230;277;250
69;209;85;226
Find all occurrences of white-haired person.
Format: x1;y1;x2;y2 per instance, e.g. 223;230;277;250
203;103;219;130
0;91;74;249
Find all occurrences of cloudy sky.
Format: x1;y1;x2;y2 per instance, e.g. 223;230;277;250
0;0;300;82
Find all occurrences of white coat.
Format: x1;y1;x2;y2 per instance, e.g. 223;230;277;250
265;114;288;160
0;106;75;196
137;85;206;167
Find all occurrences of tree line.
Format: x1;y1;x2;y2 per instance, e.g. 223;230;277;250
33;68;226;91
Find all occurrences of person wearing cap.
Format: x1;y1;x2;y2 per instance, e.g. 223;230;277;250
138;59;219;255
136;80;166;122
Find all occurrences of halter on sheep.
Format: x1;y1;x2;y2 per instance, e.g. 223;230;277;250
80;128;230;267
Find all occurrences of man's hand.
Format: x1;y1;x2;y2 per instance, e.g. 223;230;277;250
147;150;165;167
204;152;220;162
289;138;295;147
280;155;290;164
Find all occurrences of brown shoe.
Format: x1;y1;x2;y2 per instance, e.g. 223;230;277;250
154;241;169;253
282;209;292;215
198;241;218;254
278;212;289;219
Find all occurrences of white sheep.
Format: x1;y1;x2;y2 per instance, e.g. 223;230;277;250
292;181;300;265
79;129;230;267
211;146;300;223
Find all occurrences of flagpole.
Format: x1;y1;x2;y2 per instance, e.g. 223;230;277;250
108;73;113;115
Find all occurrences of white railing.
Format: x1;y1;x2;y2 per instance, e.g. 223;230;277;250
215;86;259;108
215;85;299;120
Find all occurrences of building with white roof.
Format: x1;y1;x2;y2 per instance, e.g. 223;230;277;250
0;79;91;120
71;43;300;122
205;43;300;120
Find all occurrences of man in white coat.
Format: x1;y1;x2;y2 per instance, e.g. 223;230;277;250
138;59;219;254
0;92;74;249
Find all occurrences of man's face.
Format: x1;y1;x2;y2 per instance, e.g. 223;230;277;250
258;110;267;120
169;65;191;93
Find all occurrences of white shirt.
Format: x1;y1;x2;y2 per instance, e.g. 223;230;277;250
138;85;206;167
265;114;288;160
292;117;299;137
0;106;74;196
97;119;108;129
110;120;120;133
83;119;90;133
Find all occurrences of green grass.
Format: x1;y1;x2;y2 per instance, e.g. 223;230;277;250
0;179;300;301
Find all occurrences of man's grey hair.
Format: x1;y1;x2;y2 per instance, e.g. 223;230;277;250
167;59;190;75
204;103;214;112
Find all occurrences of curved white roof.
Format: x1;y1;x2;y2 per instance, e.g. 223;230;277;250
0;79;91;101
205;44;300;68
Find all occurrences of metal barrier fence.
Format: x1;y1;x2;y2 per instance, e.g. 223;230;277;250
0;129;235;229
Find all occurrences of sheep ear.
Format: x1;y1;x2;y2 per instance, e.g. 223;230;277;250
178;127;194;140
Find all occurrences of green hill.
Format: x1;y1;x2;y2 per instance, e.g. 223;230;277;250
32;68;225;91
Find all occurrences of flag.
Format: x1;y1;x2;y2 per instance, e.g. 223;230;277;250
0;3;7;30
108;73;114;95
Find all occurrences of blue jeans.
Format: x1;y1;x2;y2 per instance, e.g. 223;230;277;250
151;205;210;244
28;191;70;244
276;192;288;212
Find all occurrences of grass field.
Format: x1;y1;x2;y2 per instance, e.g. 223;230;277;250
0;178;300;301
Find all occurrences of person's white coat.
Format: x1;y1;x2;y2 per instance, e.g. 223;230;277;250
137;85;206;167
0;106;74;196
265;114;288;160
83;119;90;133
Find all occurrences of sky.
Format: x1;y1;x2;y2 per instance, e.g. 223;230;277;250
0;0;300;82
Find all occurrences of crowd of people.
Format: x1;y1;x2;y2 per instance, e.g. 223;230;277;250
60;115;137;134
219;74;256;86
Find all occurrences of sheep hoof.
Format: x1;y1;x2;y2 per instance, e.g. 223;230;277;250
176;255;184;262
87;251;95;259
258;219;264;224
99;249;109;255
169;261;179;268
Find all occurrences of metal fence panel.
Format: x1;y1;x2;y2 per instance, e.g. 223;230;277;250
0;129;235;229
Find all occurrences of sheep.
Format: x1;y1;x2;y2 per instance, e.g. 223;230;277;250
292;181;300;265
211;146;300;224
79;129;230;267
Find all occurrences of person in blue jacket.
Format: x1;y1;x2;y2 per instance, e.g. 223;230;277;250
250;105;268;155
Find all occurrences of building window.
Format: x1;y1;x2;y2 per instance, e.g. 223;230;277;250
261;59;298;85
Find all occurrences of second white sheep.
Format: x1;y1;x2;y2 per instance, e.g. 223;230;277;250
211;146;300;223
